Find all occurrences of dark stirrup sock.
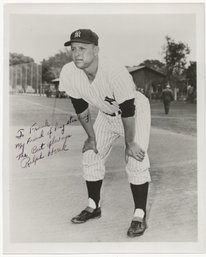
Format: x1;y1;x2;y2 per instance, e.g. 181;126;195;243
130;182;149;214
86;180;103;208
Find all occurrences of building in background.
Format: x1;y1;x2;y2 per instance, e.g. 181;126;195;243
44;78;67;98
127;65;166;99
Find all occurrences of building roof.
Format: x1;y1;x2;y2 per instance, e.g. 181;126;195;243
51;78;60;83
126;65;166;77
127;65;145;73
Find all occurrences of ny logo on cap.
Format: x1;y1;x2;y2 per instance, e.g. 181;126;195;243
74;31;81;38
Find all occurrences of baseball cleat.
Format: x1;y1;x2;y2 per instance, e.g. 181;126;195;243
127;217;147;237
71;207;101;224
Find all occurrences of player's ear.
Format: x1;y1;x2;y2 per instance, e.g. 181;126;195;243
94;45;99;56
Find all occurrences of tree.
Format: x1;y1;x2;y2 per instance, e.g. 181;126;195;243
10;53;34;65
41;59;56;83
139;59;166;74
41;50;72;83
185;61;196;102
162;36;190;85
185;61;196;88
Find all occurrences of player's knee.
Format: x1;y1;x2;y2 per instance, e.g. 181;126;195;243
126;155;150;174
82;150;101;166
126;168;151;185
83;150;105;180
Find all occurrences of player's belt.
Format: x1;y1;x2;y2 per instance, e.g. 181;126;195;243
103;110;121;117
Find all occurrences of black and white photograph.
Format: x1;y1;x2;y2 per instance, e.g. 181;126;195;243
2;2;206;255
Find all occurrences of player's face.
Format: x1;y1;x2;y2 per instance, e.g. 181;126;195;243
71;42;99;69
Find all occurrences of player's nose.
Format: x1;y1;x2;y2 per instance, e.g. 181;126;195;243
72;49;79;58
75;49;83;57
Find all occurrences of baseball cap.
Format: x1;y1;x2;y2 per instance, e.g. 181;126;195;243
64;29;99;46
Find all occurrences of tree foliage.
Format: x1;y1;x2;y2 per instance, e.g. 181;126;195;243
10;53;34;65
162;36;190;82
139;59;166;74
41;50;72;83
185;61;196;88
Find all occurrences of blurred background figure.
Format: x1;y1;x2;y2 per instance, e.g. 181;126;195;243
186;84;194;103
161;84;174;114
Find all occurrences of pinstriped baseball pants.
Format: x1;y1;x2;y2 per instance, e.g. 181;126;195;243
82;91;151;185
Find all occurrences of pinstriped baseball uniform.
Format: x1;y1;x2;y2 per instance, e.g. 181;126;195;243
59;57;151;185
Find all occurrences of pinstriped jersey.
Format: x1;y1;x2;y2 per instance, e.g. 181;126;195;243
59;57;136;114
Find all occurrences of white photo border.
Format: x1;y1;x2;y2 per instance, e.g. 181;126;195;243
2;2;206;255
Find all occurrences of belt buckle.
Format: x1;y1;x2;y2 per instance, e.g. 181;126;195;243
113;110;121;116
103;110;121;116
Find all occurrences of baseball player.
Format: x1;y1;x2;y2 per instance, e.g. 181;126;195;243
59;29;151;237
161;84;174;114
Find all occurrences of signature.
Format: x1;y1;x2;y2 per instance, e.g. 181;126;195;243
15;117;77;169
47;136;70;156
20;152;45;168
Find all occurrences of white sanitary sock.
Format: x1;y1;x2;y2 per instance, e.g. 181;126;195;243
88;198;98;209
134;208;145;219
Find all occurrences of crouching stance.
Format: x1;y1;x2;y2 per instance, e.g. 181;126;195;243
59;29;151;237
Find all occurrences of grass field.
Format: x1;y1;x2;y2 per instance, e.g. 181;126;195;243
7;94;197;244
9;95;197;136
10;95;197;136
150;100;196;136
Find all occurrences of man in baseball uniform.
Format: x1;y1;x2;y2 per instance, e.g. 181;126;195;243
161;84;174;114
59;29;151;237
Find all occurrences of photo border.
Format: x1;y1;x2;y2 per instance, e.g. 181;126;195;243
2;2;206;255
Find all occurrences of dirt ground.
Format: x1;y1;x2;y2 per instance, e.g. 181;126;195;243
4;95;198;253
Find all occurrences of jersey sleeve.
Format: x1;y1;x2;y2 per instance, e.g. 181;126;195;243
59;64;81;99
70;97;89;114
111;66;136;104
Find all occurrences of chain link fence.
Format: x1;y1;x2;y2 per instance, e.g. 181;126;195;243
9;62;45;95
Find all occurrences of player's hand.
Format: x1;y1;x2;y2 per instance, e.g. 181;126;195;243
82;137;98;154
125;142;145;163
